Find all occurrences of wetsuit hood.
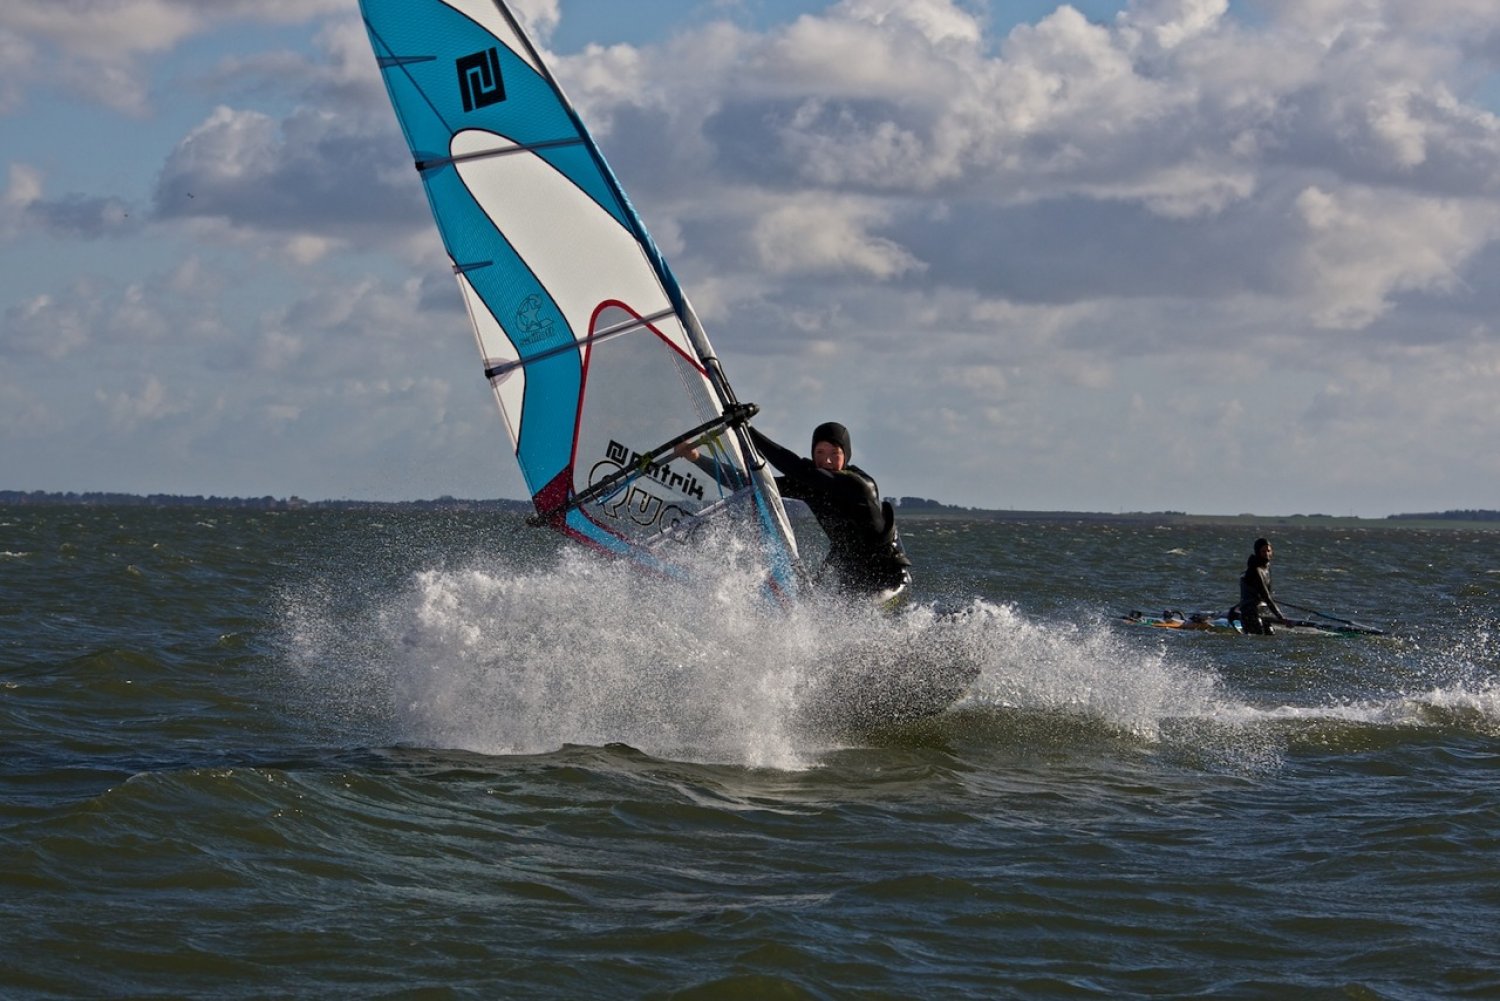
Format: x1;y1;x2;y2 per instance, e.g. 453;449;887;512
811;421;852;460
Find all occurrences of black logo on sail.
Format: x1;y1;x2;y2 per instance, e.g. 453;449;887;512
456;48;505;112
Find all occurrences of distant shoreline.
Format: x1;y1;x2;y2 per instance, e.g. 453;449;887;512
4;489;1497;531
0;489;531;515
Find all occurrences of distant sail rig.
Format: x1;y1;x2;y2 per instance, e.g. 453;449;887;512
358;0;802;601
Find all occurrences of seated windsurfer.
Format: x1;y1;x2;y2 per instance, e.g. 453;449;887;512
1236;537;1288;635
677;420;912;608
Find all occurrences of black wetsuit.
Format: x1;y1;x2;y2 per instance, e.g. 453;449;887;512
1238;555;1284;635
748;427;911;597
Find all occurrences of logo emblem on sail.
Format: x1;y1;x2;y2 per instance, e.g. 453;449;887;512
514;294;556;345
456;48;505;112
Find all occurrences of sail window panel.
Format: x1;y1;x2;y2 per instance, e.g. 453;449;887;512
574;305;729;545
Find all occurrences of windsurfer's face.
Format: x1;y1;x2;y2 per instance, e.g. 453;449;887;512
813;441;846;471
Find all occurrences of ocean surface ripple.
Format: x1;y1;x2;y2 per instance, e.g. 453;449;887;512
2;507;1498;998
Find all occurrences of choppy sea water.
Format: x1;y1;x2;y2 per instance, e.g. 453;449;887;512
2;505;1498;999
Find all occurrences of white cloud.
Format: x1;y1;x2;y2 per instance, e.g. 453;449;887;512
96;374;185;431
3;289;94;359
510;0;560;43
1086;161;1258;218
152;102;426;245
2;161;141;240
1116;0;1230;54
1;1;200;60
1;162;43;237
1257;0;1500;40
1294;184;1500;328
0;28;34;114
0;0;351;114
752;196;926;279
835;0;982;48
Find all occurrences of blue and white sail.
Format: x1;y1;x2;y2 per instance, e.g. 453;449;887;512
359;0;802;600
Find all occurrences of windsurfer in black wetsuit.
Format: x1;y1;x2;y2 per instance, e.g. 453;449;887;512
1235;537;1287;635
743;421;913;608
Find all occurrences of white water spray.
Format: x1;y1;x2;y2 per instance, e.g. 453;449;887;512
280;523;1267;767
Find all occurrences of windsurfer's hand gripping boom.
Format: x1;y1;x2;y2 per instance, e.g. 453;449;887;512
673;402;758;464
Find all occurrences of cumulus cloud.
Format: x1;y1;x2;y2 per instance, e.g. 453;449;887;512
96;374;186;431
0;252;230;363
151;103;427;245
752;197;925;279
1;163;43;237
0;27;34;114
2;162;140;240
1293;184;1500;328
660;1;1498;330
2;288;96;360
509;0;560;43
0;0;350;114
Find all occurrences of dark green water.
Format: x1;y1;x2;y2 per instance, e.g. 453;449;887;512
2;506;1497;998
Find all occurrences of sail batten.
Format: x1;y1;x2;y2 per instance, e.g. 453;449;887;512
359;0;803;599
417;135;587;173
377;55;436;68
483;306;678;380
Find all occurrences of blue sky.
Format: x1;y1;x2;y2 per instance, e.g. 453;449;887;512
3;0;1499;516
